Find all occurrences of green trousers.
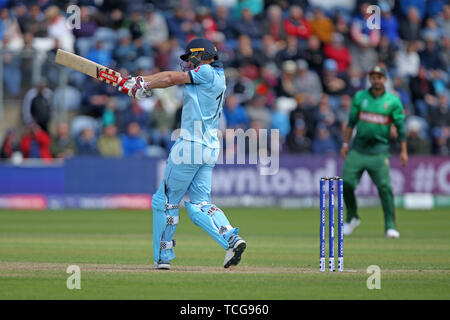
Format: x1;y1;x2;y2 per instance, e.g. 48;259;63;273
342;149;396;231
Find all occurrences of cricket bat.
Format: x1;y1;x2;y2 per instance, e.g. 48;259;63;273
54;49;123;86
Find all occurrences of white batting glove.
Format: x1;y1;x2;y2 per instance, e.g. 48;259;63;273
117;76;136;95
130;76;152;100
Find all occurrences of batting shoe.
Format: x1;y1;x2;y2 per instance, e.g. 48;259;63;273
154;261;171;270
224;234;246;268
385;229;400;239
343;218;361;236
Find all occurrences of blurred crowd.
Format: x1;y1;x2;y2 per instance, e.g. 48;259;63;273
0;0;449;161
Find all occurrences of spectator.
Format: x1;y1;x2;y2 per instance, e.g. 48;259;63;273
312;123;338;155
283;5;312;40
409;66;436;118
98;124;122;157
315;94;339;141
427;94;450;136
436;4;450;36
0;7;24;50
393;76;413;115
262;4;286;43
113;29;137;72
76;127;98;156
432;127;450;155
50;123;76;159
309;6;334;44
421;17;445;42
223;94;250;130
406;118;430;155
211;32;234;68
20;122;52;159
347;66;365;96
376;35;397;70
293;59;323;105
29;82;52;133
380;1;399;43
334;12;350;43
335;94;352;129
430;69;447;97
286;117;311;153
133;36;153;64
275;35;303;68
270;103;290;141
233;34;265;68
289;93;316;139
419;37;444;71
72;6;97;39
324;33;352;72
233;8;261;40
87;40;112;67
321;59;348;105
102;98;118;127
150;99;174;151
1;8;23;98
166;7;193;46
214;5;234;40
428;94;450;154
22;4;47;37
120;99;151;136
45;5;74;52
260;34;279;61
246;95;271;129
275;60;297;98
22;82;53;128
144;3;169;46
107;8;124;30
350;2;380;72
232;67;255;104
399;6;422;42
439;36;450;73
398;0;426;20
0;129;19;158
196;6;218;41
301;35;325;74
72;6;97;56
395;41;420;79
121;122;148;157
81;78;110;118
122;7;147;41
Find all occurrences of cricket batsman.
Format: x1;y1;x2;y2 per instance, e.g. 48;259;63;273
116;38;246;269
340;66;408;239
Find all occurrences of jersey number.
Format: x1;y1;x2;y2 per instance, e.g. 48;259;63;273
214;91;224;120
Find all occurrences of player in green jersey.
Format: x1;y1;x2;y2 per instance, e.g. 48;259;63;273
340;66;408;239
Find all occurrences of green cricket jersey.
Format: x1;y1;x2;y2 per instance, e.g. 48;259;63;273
348;88;406;155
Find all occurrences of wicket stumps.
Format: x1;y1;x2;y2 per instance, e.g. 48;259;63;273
319;177;344;272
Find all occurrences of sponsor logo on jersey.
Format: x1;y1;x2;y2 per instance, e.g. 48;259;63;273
358;111;392;125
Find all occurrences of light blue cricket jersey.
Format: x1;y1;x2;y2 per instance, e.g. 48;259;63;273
181;61;226;149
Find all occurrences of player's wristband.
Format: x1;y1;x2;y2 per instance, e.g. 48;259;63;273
342;143;349;148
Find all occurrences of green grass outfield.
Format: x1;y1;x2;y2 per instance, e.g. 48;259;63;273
0;207;449;299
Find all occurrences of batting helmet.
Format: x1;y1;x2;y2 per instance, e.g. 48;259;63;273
180;38;218;67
